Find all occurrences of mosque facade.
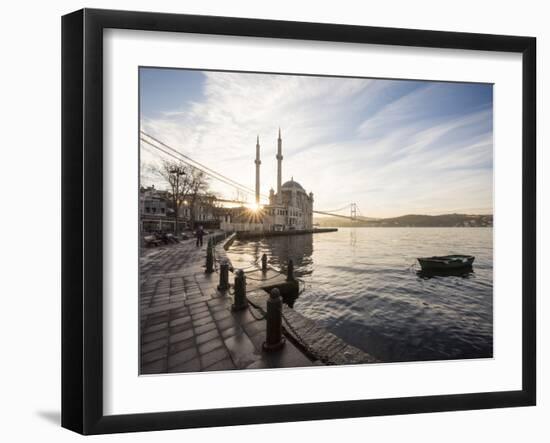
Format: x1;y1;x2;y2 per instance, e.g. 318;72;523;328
255;129;314;231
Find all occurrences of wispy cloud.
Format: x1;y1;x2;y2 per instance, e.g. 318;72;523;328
140;70;493;217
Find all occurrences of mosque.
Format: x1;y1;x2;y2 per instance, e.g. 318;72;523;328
221;129;314;232
258;129;314;231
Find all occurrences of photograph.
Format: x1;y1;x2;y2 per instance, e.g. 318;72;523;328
138;68;494;374
0;0;542;439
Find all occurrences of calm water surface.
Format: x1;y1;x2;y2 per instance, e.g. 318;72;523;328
227;227;493;362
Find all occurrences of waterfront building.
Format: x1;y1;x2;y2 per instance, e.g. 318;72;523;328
140;185;168;216
140;185;218;232
263;128;314;230
140;185;170;232
264;177;314;230
177;195;218;226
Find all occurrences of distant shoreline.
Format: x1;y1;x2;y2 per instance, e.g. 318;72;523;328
316;226;494;229
314;213;493;228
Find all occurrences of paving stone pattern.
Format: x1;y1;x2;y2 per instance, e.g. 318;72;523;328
140;234;313;374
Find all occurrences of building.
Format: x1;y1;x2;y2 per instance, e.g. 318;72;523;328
177;195;218;226
221;129;314;232
140;186;170;232
140;185;168;216
265;177;314;230
263;128;314;230
140;185;219;233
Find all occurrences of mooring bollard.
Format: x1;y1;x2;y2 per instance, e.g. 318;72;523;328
261;253;268;272
231;269;248;311
286;259;295;281
205;240;214;274
263;288;285;352
217;260;230;291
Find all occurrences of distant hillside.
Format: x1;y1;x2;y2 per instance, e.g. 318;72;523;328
314;213;493;228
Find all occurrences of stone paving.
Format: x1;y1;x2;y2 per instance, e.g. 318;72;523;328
139;233;314;374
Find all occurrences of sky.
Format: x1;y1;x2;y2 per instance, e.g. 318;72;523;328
139;68;493;218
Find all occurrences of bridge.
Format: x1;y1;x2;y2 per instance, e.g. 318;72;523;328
313;203;370;222
214;198;367;221
140;131;368;222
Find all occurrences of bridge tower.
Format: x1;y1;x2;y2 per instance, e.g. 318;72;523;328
350;203;357;221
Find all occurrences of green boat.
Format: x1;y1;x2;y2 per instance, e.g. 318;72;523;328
417;254;475;271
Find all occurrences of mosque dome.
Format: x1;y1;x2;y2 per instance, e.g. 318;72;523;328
281;178;305;192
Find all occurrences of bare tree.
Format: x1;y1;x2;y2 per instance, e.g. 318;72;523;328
148;160;205;234
186;170;210;229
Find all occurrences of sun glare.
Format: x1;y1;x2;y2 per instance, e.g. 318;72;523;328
247;202;261;213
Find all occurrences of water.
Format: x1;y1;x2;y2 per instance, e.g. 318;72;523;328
227;227;493;363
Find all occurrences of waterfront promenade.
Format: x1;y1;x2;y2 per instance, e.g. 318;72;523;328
140;232;377;374
140;233;314;374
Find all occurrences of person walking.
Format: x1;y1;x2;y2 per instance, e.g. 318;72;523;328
195;225;205;247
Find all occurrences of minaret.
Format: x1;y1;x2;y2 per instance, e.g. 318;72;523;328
255;135;261;205
276;128;283;201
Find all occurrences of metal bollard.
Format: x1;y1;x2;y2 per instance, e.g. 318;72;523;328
231;269;248;311
286;259;295;281
217;260;230;291
205;240;214;274
263;288;285;352
261;253;268;272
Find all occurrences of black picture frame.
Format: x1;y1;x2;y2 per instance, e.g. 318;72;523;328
61;8;536;435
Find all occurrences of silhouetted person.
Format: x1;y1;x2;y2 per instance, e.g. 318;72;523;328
195;225;205;247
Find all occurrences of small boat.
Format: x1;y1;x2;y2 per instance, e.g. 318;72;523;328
417;254;475;271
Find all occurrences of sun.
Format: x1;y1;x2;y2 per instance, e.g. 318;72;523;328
247;202;262;213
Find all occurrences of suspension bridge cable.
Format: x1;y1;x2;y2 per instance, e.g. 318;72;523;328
141;131;269;199
356;206;368;218
140;138;254;195
140;131;254;192
141;138;273;202
315;203;351;213
140;138;260;198
141;132;364;216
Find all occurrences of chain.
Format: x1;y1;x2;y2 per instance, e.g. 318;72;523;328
245;294;320;359
235;263;261;272
244;295;267;320
247;303;267;321
229;255;266;273
242;273;283;282
209;245;321;361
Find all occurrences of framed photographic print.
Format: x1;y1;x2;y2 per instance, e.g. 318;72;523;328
61;8;536;435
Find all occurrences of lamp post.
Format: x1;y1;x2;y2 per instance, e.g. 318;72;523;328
169;167;186;235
